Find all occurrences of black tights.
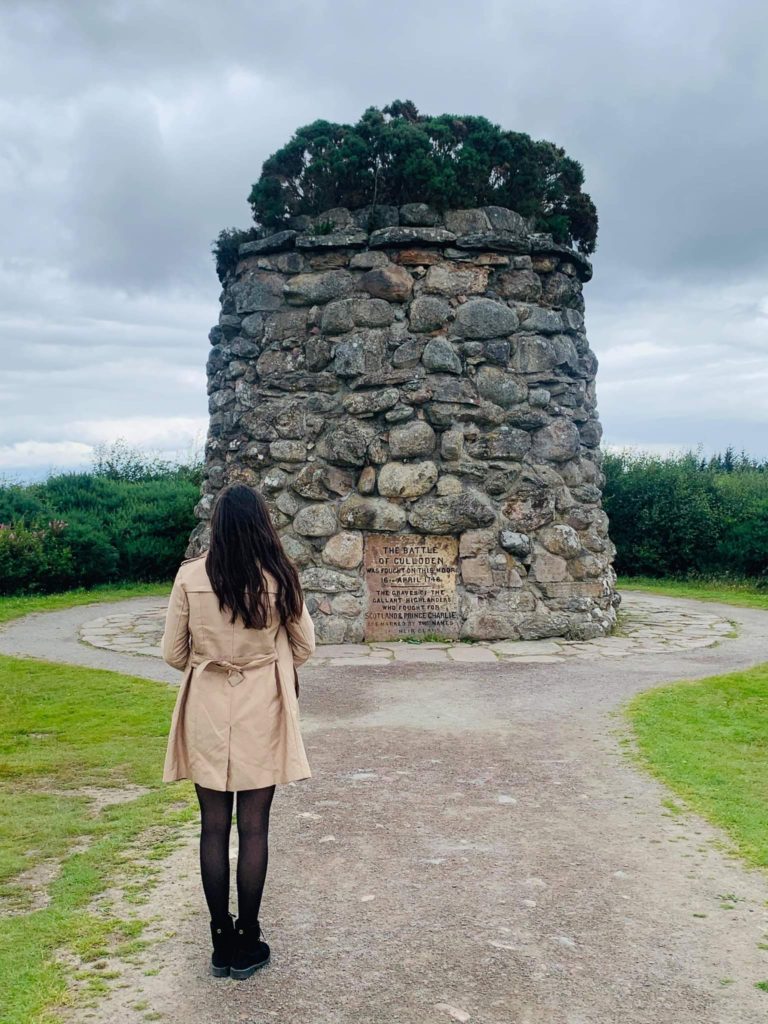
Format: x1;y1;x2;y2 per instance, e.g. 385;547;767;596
195;783;276;925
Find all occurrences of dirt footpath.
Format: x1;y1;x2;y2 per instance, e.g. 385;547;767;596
5;593;768;1023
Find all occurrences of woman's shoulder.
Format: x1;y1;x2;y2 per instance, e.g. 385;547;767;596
177;554;279;596
180;552;206;567
176;552;209;588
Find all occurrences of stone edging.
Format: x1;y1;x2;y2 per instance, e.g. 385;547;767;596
78;594;735;666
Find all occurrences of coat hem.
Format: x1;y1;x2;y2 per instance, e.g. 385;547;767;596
162;769;312;792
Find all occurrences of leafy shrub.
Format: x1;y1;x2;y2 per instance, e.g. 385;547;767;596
91;439;179;482
713;477;768;583
54;511;120;587
212;226;260;283
247;99;598;254
0;442;202;594
110;479;202;581
603;447;768;582
0;484;47;522
0;521;74;595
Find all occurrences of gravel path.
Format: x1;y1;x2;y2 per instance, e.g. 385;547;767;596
3;591;768;1023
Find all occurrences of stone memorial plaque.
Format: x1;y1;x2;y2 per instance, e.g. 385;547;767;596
364;534;460;641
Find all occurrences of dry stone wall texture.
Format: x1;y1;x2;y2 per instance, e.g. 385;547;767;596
192;204;620;642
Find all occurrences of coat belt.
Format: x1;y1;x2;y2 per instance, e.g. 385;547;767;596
190;652;278;687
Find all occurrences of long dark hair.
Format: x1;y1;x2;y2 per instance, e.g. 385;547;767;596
205;483;303;629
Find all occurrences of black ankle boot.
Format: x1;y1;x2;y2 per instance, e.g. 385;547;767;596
209;913;235;977
230;918;270;980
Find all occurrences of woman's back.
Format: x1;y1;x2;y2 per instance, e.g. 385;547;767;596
162;546;314;790
177;553;283;664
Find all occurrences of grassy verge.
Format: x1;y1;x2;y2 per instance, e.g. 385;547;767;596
0;582;171;626
0;584;192;1023
626;662;768;869
617;574;768;611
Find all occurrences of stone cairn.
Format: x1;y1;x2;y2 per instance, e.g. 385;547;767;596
192;203;620;643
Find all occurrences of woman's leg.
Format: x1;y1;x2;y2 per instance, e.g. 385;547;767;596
195;783;235;922
235;785;276;924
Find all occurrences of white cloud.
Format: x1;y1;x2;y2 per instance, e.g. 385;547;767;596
69;416;208;449
590;274;768;455
0;440;92;472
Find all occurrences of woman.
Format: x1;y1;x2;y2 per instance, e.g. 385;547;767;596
161;483;315;980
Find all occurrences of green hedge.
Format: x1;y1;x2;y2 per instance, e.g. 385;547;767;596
0;446;201;595
602;448;768;584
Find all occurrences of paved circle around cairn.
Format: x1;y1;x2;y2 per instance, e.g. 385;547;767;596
78;591;735;664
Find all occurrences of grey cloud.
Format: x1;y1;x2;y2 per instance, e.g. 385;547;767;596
7;0;768;286
1;0;767;476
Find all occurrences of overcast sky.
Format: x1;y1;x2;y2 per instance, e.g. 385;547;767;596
1;0;767;481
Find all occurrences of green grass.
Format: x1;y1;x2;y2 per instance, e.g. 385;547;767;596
0;582;171;625
0;654;193;1023
617;574;768;611
626;662;768;869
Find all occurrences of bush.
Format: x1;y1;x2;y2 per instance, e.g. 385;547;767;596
0;484;47;522
603;447;768;582
0;442;202;595
713;478;768;583
0;521;74;595
91;439;178;482
110;479;202;581
55;511;120;587
212;226;260;284
247;99;598;255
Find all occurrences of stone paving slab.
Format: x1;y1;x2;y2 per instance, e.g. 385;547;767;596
77;592;736;665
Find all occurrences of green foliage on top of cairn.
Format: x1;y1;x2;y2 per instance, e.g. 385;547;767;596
247;99;598;254
211;226;259;283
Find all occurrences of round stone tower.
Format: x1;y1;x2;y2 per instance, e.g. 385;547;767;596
192;203;620;643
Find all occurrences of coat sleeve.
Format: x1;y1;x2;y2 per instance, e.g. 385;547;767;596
161;570;191;670
285;601;316;667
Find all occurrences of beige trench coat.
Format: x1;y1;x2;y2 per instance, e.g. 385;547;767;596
161;553;315;792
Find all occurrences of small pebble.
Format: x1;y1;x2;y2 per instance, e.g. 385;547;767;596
435;1003;470;1022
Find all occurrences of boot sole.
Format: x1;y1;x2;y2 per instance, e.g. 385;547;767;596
210;964;230;978
230;956;270;980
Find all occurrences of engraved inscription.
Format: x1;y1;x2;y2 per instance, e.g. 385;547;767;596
364;534;459;641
